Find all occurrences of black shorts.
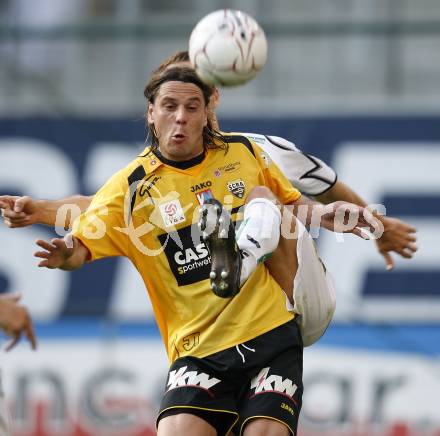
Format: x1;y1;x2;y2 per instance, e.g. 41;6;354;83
157;319;303;435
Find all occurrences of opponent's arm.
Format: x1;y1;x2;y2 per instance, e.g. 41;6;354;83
0;195;93;229
288;195;379;240
34;233;90;271
314;180;417;269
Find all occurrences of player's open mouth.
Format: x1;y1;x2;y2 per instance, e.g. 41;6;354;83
172;134;186;141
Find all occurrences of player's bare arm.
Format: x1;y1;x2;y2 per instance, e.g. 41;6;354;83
0;293;37;351
34;233;89;271
0;195;92;229
288;194;380;239
314;179;417;269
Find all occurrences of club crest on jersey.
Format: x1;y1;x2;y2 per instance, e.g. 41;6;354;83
227;179;245;198
159;199;186;227
195;189;214;205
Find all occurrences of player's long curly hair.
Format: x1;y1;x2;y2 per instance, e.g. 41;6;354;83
152;50;190;76
143;66;227;154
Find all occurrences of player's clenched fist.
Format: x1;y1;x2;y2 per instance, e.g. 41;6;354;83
0;195;39;228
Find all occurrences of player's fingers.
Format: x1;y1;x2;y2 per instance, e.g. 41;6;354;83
404;234;417;243
24;318;37;350
351;227;370;240
3;220;28;229
2;209;26;220
0;197;14;209
37;259;56;269
51;238;66;248
34;251;51;259
404;224;417;233
6;220;30;229
8;222;27;229
381;251;394;271
5;333;21;352
35;239;56;251
14;196;30;213
396;248;413;259
406;242;418;252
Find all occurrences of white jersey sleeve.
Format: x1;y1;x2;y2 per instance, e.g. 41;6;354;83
242;132;337;196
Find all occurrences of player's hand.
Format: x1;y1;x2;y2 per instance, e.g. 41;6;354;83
376;216;417;270
34;234;75;269
321;201;381;239
0;293;37;351
0;195;39;228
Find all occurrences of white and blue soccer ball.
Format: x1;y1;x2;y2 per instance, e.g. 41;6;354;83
189;9;268;87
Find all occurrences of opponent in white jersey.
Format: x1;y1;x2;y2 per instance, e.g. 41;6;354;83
243;133;337;196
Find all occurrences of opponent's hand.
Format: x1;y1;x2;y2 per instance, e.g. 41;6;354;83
0;195;39;228
321;201;381;239
0;293;37;351
376;216;417;270
34;234;75;269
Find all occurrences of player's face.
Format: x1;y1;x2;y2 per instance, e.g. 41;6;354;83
166;61;220;129
148;81;208;161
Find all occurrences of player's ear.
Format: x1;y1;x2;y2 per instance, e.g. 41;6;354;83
210;88;220;109
203;107;208;127
147;103;154;124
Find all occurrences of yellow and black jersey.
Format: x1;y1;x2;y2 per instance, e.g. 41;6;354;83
72;134;301;364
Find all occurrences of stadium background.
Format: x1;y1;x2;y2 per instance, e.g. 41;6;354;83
0;1;439;435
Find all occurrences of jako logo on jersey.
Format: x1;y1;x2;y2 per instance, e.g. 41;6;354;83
167;366;221;393
250;367;298;399
159;199;186;227
190;181;212;192
195;189;214;205
227;179;246;198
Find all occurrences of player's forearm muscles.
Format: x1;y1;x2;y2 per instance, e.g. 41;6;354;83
37;195;93;228
287;195;324;229
314;180;390;226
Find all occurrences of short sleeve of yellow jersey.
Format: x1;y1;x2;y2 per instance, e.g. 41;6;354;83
72;168;131;261
251;141;302;204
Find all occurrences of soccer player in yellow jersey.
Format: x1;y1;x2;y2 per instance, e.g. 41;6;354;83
0;52;417;345
31;66;373;436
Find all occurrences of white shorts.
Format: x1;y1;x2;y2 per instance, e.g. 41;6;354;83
286;220;336;347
